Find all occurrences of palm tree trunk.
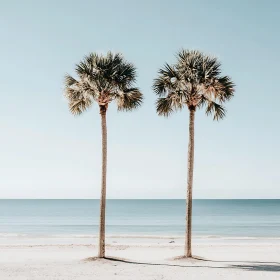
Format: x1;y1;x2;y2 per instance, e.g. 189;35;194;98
98;107;107;258
185;108;195;258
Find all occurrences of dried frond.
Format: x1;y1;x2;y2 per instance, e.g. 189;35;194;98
116;88;143;111
69;94;93;116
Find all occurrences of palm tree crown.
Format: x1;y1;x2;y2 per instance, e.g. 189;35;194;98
64;52;143;115
153;50;235;119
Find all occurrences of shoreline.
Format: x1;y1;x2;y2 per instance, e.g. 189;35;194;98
2;232;280;238
1;234;280;246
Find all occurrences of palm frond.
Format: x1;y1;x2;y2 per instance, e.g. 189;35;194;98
177;49;203;66
177;50;204;82
203;76;235;103
153;63;180;97
159;63;179;79
113;61;137;88
153;76;168;96
116;88;143;111
197;94;207;109
201;56;221;80
216;76;235;102
68;94;93;116
64;79;94;116
154;49;235;120
75;60;93;78
156;97;174;117
64;87;82;101
156;92;184;117
64;74;78;87
64;51;142;115
205;99;226;121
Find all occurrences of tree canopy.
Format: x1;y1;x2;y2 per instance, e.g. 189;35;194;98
64;52;143;115
153;50;235;120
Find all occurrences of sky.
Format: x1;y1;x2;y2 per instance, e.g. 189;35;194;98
0;0;280;199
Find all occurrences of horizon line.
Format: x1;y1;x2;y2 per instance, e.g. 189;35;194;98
0;198;279;200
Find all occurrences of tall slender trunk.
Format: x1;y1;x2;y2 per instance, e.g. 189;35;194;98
185;108;195;257
98;107;107;258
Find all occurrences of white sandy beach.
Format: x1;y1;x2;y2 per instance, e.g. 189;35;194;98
0;236;279;279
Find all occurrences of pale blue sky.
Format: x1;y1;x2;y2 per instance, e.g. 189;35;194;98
1;0;279;198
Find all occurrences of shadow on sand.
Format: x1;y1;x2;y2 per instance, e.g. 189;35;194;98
85;256;280;272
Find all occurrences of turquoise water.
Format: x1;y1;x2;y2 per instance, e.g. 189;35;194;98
0;199;280;237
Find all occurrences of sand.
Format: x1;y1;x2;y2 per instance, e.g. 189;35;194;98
0;236;279;279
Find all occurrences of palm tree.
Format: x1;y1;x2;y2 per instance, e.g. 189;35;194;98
64;52;143;258
153;50;235;258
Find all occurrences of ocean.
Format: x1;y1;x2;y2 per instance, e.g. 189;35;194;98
0;199;280;238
